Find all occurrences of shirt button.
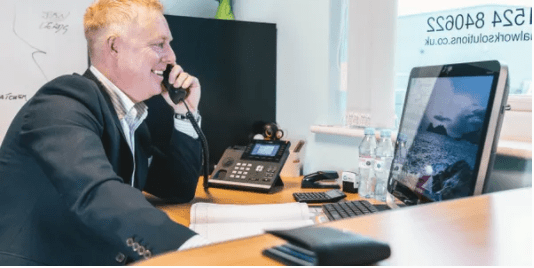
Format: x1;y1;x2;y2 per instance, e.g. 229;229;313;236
143;250;152;259
115;252;126;263
137;246;146;255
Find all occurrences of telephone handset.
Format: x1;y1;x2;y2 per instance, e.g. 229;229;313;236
209;140;291;193
162;64;190;104
161;64;210;190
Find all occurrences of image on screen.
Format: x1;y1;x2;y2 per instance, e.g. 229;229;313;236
251;144;280;157
391;75;495;201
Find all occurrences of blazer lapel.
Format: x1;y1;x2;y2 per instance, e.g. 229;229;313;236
82;69;135;184
82;69;128;141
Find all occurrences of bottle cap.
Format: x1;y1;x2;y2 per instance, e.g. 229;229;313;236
364;127;375;135
380;129;391;137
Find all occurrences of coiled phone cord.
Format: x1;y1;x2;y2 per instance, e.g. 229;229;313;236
181;100;210;190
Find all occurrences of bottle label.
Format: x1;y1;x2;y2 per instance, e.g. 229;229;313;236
342;173;353;182
374;158;385;171
359;157;373;169
354;175;360;187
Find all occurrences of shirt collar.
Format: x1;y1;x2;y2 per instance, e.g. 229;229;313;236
89;65;148;121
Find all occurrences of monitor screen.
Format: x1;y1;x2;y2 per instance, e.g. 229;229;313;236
388;61;508;205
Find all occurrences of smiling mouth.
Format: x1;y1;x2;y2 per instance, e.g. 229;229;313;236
152;70;164;78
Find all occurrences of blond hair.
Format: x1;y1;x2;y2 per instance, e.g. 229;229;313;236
84;0;164;58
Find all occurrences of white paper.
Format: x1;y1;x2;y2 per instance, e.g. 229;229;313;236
190;202;312;224
190;219;315;244
189;202;314;244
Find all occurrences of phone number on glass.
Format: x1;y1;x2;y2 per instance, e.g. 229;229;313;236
427;8;532;32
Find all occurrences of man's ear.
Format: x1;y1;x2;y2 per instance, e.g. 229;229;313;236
106;35;119;56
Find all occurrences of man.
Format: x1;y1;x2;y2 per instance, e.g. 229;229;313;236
0;0;209;265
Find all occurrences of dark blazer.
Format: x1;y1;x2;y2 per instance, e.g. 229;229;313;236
0;70;202;265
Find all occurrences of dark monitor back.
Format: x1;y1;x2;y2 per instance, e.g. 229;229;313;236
164;15;277;171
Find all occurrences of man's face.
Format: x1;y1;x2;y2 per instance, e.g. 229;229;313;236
113;7;175;102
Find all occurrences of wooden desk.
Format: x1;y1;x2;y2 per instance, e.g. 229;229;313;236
145;176;366;227
139;178;532;266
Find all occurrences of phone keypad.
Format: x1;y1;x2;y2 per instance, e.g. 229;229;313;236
229;162;254;180
225;162;279;183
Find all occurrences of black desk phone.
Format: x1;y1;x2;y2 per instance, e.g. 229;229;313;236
209;140;291;192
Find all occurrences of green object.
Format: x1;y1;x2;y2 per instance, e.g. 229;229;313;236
215;0;235;20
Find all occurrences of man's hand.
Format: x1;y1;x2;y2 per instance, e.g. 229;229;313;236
161;64;201;114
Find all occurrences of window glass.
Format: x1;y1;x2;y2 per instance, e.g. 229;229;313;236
395;0;532;126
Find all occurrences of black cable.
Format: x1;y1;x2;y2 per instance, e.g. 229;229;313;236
181;101;210;190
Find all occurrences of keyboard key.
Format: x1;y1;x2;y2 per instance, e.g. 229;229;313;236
329;211;342;220
354;202;370;214
363;202;380;213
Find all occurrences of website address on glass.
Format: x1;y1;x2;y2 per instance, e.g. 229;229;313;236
424;31;532;46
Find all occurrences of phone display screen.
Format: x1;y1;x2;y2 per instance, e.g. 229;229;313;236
251;144;280;157
240;140;290;163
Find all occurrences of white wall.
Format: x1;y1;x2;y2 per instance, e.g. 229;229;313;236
232;0;334;142
346;0;397;129
233;0;343;174
161;0;219;18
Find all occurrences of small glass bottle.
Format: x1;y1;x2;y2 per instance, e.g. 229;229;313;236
374;129;394;202
391;133;408;186
358;127;376;198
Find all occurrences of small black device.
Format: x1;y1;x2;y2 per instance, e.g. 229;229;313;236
293;189;346;203
263;227;391;266
209;140;291;192
263;122;284;140
301;171;340;189
162;64;210;190
341;171;359;193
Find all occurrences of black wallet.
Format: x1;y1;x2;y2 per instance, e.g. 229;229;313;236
263;226;391;266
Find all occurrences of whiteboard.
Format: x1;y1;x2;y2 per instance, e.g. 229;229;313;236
0;0;93;142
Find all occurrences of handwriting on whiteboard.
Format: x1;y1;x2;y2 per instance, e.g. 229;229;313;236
0;93;28;101
39;11;70;34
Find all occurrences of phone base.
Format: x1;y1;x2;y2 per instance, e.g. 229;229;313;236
209;140;291;193
208;175;284;193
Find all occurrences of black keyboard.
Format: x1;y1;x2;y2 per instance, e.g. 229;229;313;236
322;200;380;221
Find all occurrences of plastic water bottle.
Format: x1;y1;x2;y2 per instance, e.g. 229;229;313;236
390;133;408;185
358;127;376;198
374;129;394;201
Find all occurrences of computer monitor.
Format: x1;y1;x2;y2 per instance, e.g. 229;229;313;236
387;60;509;206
